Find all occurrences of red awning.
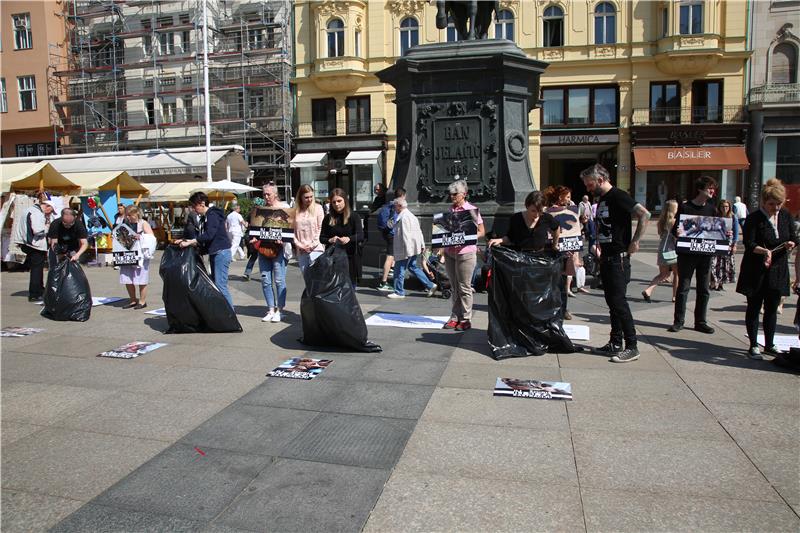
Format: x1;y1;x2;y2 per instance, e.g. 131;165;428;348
634;146;749;171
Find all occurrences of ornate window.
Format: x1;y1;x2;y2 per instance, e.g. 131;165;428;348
543;6;564;47
494;9;514;41
679;1;702;35
327;19;345;57
772;43;798;84
399;17;419;56
594;3;615;45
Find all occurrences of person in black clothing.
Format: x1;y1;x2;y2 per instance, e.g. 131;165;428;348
47;208;89;264
737;179;797;359
488;191;560;252
581;163;650;363
370;183;387;213
668;175;720;334
113;203;125;227
320;188;364;285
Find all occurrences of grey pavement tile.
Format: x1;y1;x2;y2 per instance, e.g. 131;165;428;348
2;428;167;501
50;503;204;533
95;444;273;522
238;377;345;411
180;404;317;456
396;421;577;484
11;335;135;359
681;372;800;407
59;392;229;442
1;489;84;533
324;381;435;419
572;430;782;502
438;362;563;390
1;381;114;425
359;357;447;386
560;367;697;402
421;387;570;430
448;344;561;367
582;487;800;532
566;398;730;440
364;470;585;533
1;421;46;447
707;402;800;449
139;366;264;402
53;358;179;394
282;413;415;469
151;344;303;373
370;338;455;361
738;445;800;506
1;352;85;386
558;346;673;371
215;458;390;533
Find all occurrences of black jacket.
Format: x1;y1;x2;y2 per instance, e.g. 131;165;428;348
736;208;796;297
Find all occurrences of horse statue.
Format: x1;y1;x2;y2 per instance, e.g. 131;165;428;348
434;0;500;40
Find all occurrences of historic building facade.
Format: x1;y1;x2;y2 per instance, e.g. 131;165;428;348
292;0;750;211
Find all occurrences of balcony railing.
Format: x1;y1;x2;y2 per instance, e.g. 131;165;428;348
294;119;388;138
632;106;746;126
748;83;800;105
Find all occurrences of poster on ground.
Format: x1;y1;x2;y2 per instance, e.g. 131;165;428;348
98;341;167;359
493;377;573;400
546;205;583;252
365;313;451;329
751;334;800;352
267;357;332;380
248;207;295;243
431;209;479;249
1;327;44;337
675;215;732;255
112;222;143;266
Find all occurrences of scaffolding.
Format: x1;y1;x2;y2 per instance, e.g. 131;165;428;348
47;0;293;190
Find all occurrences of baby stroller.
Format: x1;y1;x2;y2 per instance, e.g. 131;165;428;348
426;254;452;299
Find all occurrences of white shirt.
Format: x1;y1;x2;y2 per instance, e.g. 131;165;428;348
733;201;748;219
226;211;245;235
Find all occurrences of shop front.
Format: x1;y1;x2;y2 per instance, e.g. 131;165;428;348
539;131;619;199
290;148;385;210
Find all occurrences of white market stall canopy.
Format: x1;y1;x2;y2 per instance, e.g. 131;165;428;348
61;171;149;198
0;162;80;194
143;182;211;203
290;152;328;168
345;150;382;166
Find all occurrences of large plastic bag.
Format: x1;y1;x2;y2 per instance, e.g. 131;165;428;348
487;246;575;359
159;245;242;334
300;246;381;352
41;259;92;322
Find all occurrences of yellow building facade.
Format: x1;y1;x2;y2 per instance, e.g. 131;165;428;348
292;0;750;211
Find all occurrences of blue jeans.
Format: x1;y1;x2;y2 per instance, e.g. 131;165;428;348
259;253;287;309
297;250;323;276
210;249;233;309
393;255;433;296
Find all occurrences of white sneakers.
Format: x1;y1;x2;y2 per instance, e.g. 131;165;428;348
261;309;282;323
387;293;406;299
426;284;438;297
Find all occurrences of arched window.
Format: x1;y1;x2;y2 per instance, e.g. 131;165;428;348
772;43;798;84
446;15;458;42
327;19;344;57
594;2;615;44
399;17;419;55
494;9;514;41
543;6;564;47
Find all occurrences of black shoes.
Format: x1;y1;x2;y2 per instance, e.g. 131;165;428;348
611;347;640;363
592;342;623;355
668;323;683;332
694;324;715;334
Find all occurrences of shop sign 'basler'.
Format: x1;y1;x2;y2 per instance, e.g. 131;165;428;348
431;209;479;248
675;215;733;255
546;205;583;252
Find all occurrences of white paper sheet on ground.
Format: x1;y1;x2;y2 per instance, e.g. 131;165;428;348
365;313;451;329
36;296;125;307
563;324;590;341
145;307;167;316
752;334;800;351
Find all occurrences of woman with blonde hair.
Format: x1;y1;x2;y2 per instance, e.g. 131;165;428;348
710;199;739;291
293;184;325;276
119;205;155;309
642;199;679;303
737;179;797;359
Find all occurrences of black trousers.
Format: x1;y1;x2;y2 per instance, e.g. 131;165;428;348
674;254;712;326
599;254;636;347
745;288;782;349
21;245;46;299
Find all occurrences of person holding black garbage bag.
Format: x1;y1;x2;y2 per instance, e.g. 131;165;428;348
320;188;363;286
581;163;650;363
48;207;89;264
488;191;560;253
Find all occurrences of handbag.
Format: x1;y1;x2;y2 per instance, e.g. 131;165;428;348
256;240;280;258
660;233;677;263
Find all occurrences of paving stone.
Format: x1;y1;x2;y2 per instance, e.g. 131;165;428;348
737;445;800;506
396;421;577;484
1;421;45;447
180;404;317;456
1;353;86;386
558;346;673;371
364;470;584;533
1;490;84;533
215;459;390;532
371;339;455;361
324;381;435;419
706;401;800;449
95;444;273;521
438;362;563;391
448;344;561;367
50;503;203;533
359;357;447;386
572;430;781;502
282;413;415;469
139;367;264;402
2;428;167;501
1;381;114;425
681;372;800;407
59;392;228;442
238;377;346;411
582;487;800;532
12;335;135;359
560;367;697;402
421;387;570;430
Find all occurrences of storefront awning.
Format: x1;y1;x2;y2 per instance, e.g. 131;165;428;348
633;146;749;171
61;171;149;198
345;150;382;166
290;152;328;168
0;162;80;193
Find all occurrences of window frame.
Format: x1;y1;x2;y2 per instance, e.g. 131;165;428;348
145;98;156;125
543;5;564;48
540;84;619;128
326;19;345;58
159;31;175;55
346;95;371;134
691;79;723;124
771;42;799;84
0;78;7;113
311;97;337;136
494;9;514;41
17;75;37;111
649;81;681;124
594;2;616;45
12;13;32;50
183;95;194;122
354;29;361;57
399;17;419;56
679;1;703;36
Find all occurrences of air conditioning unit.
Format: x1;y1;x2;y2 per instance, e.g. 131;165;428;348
14;18;27;28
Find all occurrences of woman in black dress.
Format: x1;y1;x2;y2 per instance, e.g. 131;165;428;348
488;191;560;252
320;188;364;285
736;179;797;359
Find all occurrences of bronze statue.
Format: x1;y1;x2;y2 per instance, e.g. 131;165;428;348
434;0;500;40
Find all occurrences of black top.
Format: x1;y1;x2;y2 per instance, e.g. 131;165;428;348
505;211;560;251
320;211;364;256
47;218;88;252
736;208;797;297
595;187;638;255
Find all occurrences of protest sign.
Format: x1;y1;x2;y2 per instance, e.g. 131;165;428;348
675;215;732;255
365;313;450;329
267;357;332;380
112;222;142;266
1;327;43;337
494;377;573;400
98;341;167;359
431;209;479;248
248;206;295;243
546;205;583;252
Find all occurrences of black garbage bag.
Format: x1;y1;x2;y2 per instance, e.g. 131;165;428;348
488;246;575;359
300;246;381;352
41;259;92;322
159;245;242;334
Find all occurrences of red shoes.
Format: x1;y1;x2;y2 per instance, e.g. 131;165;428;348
443;319;459;329
455;320;471;331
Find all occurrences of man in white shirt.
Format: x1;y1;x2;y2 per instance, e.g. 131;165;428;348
225;204;247;260
733;196;748;237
